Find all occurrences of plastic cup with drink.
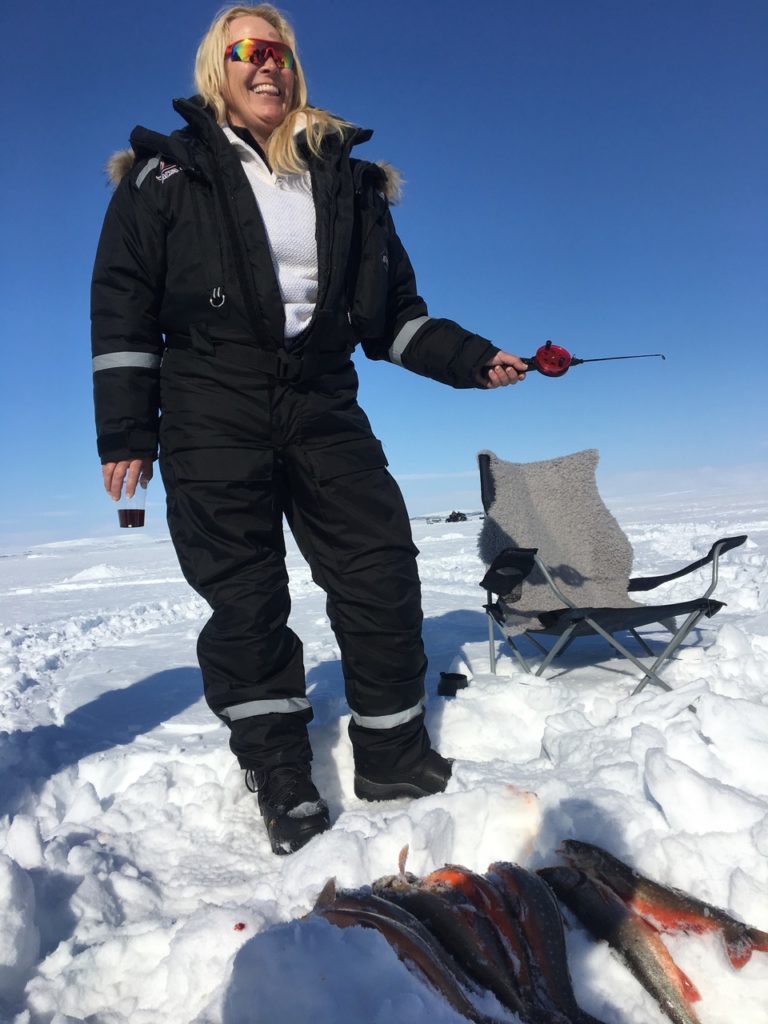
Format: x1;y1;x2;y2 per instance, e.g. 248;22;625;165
117;480;148;528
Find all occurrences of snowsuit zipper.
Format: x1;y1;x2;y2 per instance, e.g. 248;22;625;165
210;172;273;346
187;174;228;312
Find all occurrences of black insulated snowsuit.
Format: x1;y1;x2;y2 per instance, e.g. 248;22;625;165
91;96;498;774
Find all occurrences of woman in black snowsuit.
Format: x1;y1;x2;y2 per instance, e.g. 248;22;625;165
92;4;527;855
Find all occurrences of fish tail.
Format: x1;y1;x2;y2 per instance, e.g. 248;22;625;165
725;936;752;970
725;923;768;969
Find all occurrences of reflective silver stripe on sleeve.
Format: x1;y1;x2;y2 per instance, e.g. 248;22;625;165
350;699;425;730
220;697;312;722
388;316;431;366
92;353;162;372
135;157;160;190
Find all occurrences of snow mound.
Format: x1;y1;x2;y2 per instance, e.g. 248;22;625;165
62;564;123;583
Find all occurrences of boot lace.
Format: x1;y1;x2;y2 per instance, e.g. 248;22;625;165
245;765;318;810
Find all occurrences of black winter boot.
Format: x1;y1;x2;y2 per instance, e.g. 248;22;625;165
246;765;330;855
354;749;454;802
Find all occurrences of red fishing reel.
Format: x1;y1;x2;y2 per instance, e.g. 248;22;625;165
522;340;665;377
523;341;573;377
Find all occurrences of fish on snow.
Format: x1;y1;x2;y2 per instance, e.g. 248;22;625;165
560;839;768;970
539;866;702;1024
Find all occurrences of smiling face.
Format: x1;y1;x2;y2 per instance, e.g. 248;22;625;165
221;15;295;146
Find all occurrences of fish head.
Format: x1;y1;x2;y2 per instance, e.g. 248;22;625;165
538;866;585;894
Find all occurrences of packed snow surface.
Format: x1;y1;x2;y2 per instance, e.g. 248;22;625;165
1;481;767;1023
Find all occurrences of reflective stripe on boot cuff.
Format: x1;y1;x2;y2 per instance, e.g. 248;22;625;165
350;699;425;730
221;697;311;721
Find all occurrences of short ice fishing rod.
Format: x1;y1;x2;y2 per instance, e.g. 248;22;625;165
521;340;666;378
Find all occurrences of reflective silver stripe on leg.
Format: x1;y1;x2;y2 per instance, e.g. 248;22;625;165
350;699;425;730
92;353;162;371
221;697;312;722
388;316;431;366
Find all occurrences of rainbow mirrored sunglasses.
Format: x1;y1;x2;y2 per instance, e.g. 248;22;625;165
224;38;295;69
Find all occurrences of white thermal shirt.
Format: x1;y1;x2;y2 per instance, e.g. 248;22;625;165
223;125;318;340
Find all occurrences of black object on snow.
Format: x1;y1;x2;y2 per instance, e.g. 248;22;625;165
437;672;469;697
446;511;467;523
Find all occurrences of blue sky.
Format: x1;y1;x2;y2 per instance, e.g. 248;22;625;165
1;0;766;547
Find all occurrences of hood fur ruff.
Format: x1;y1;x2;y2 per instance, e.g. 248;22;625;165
105;147;403;204
106;148;136;186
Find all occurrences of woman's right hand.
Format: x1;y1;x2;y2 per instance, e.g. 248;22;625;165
102;458;154;501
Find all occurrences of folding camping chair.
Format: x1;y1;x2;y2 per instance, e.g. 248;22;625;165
477;449;747;694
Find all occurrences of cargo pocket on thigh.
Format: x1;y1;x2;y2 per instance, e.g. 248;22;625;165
162;447;282;589
298;437;418;573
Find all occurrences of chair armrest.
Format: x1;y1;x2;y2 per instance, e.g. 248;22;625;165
628;535;747;593
480;547;538;601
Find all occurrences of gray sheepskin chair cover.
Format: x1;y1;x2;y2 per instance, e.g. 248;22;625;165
477;449;642;635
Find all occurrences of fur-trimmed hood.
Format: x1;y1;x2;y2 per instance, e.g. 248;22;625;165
104;109;403;204
106;148;139;186
106;146;403;204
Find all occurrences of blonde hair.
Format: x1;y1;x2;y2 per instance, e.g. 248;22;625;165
194;4;348;175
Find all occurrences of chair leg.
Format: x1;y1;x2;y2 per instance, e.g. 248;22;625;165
535;624;577;676
556;635;576;657
585;618;672;692
486;606;533;675
507;637;532;674
629;628;655;657
525;633;550;655
487;609;497;674
631;609;706;696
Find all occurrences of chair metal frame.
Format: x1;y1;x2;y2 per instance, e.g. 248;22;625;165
478;452;747;694
484;539;737;694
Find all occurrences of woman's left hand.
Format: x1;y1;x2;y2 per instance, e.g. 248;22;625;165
477;351;529;388
102;458;154;502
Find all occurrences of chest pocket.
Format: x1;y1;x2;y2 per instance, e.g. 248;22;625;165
348;171;391;340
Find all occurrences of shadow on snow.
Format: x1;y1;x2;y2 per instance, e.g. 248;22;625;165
0;667;201;818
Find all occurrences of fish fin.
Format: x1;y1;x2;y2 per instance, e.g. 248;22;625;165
627;895;713;938
676;964;702;1003
313;877;337;910
398;844;409;879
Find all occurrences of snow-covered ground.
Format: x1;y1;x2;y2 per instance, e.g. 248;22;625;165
1;478;767;1024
